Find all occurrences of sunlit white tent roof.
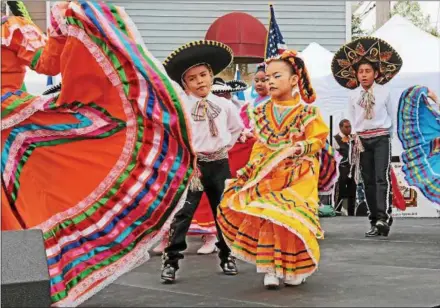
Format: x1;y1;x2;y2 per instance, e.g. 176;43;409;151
300;42;334;78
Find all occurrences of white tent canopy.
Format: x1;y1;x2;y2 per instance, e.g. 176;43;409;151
300;43;350;136
299;42;334;78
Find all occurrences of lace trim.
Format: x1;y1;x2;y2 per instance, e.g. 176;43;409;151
34;25;133;232
44;120;173;267
257;267;314;282
78;4;166;120
1;95;54;130
27;16;189;307
1;22;46;51
225;210;320;280
3;109;113;187
48;3;69;37
223;145;323;238
230;172;323;239
53;188;189;307
38;5;180;256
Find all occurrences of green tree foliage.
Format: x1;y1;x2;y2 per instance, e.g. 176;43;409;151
352;13;366;39
391;0;440;37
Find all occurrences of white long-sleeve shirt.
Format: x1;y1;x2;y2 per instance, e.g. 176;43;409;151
348;83;394;134
180;92;244;153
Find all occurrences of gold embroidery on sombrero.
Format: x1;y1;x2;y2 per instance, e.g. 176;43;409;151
331;37;402;89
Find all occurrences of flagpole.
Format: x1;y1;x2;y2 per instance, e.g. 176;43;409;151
264;4;273;59
46;1;55;87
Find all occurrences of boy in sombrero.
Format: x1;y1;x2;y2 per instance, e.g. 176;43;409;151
160;40;244;283
331;37;403;237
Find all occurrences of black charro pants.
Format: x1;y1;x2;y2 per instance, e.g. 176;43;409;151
163;159;231;269
359;135;393;226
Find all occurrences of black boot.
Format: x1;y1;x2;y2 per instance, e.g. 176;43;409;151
365;225;380;237
220;255;238;275
376;220;390;237
161;264;177;283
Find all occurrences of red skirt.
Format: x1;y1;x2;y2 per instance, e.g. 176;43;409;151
189;139;256;235
391;168;406;211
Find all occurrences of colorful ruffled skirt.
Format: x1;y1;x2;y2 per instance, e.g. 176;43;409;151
318;143;340;194
397;85;440;207
217;147;322;281
2;2;194;306
189;193;217;235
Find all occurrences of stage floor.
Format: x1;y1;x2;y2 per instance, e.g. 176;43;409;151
82;217;440;307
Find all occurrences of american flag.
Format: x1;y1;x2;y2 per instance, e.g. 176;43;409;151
265;5;288;59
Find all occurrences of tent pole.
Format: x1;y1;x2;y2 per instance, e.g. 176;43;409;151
329;115;333;146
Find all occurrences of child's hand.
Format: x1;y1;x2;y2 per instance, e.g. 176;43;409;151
293;144;303;155
238;129;254;143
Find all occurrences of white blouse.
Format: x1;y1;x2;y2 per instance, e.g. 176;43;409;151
348;83;394;134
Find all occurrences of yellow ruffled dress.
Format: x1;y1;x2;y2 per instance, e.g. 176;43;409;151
217;94;328;281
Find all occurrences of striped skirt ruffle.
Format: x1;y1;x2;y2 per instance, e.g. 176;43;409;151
217;156;322;280
397;85;440;207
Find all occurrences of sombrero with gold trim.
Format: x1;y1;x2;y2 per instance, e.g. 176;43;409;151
163;40;233;87
211;77;249;94
331;36;403;89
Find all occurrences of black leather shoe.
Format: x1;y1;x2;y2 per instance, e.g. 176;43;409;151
376;221;390;237
220;256;238;275
365;226;380;237
161;264;177;283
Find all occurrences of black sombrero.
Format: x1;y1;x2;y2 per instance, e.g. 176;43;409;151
211;77;248;94
331;36;403;89
163;40;233;87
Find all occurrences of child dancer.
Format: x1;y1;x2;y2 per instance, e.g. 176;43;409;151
160;40;243;283
331;37;403;236
217;50;328;289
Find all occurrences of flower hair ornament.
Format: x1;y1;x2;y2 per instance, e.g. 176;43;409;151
265;50;316;104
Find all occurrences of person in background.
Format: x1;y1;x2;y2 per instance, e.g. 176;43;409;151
333;119;356;215
240;63;270;130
